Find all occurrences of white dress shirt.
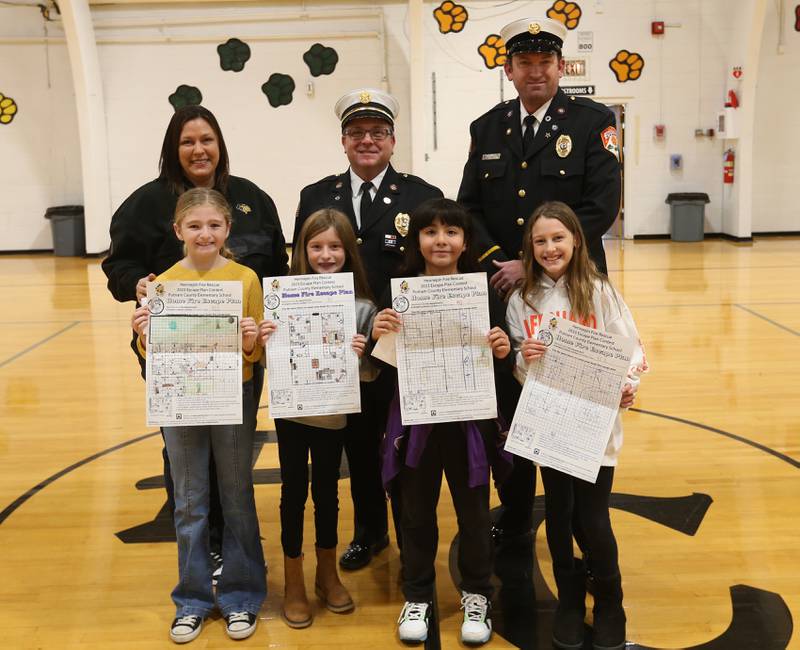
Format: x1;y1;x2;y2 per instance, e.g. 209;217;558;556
520;97;554;139
350;166;388;228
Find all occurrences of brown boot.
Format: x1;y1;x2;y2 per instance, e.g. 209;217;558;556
314;546;355;613
282;554;312;629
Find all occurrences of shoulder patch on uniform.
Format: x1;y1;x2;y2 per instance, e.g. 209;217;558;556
601;125;619;160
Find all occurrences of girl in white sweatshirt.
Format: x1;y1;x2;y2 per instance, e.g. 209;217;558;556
506;201;647;650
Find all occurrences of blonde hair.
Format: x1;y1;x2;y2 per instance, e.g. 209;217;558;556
174;188;235;260
519;201;606;321
292;209;373;301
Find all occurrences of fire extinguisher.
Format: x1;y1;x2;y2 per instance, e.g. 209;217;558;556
723;148;735;184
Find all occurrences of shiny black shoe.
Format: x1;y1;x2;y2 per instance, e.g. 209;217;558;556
372;533;390;554
339;534;390;571
490;524;503;544
491;524;532;545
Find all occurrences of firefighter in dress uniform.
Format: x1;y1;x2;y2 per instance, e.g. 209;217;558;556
457;17;622;541
295;89;443;570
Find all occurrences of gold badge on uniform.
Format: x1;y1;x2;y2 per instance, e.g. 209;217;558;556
556;134;572;158
235;203;252;214
359;91;371;104
394;212;410;237
528;22;541;34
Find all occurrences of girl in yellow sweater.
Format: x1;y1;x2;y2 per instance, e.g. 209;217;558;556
131;188;265;644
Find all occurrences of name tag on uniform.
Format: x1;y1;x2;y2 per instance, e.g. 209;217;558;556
481;153;502;160
384;234;398;249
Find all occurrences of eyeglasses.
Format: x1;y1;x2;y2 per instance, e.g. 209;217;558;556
343;127;394;141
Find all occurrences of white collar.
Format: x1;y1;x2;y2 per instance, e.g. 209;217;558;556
349;166;389;196
519;97;554;129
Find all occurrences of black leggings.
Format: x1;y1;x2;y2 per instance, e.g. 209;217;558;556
540;466;619;579
276;418;344;558
399;423;493;602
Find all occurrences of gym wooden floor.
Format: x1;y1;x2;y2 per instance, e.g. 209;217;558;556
0;237;797;649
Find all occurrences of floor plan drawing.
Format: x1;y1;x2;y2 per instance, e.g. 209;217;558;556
147;314;242;425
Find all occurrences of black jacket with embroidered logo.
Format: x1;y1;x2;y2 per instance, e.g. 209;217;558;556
103;175;289;302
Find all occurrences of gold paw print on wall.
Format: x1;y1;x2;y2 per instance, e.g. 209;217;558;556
0;92;18;125
609;50;644;82
477;35;507;69
433;1;468;34
546;0;582;30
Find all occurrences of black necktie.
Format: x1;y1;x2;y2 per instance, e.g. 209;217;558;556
359;181;373;226
523;115;537;153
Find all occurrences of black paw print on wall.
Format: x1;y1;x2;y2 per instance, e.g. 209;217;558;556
168;84;202;110
166;39;340;108
217;38;251;72
261;73;295;107
303;43;339;77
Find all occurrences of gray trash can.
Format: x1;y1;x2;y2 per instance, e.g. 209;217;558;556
45;205;85;256
665;193;709;242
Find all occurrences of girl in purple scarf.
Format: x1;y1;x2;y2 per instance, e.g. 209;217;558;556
372;198;513;646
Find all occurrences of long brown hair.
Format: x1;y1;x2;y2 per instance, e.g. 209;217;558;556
174;188;235;260
292;209;373;301
519;201;606;320
158;105;230;195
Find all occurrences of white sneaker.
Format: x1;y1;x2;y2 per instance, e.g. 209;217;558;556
397;601;430;643
225;611;258;640
169;614;203;644
460;591;492;645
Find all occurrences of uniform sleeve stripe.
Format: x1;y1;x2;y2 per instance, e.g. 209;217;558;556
478;245;501;263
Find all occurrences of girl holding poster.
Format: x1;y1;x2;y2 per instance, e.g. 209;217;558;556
258;209;377;628
372;198;512;646
131;188;265;644
506;201;648;650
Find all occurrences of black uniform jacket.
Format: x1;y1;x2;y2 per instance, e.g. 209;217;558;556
457;89;621;274
295;164;442;299
102;176;289;302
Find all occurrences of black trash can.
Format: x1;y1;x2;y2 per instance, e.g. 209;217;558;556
45;205;85;256
665;193;710;242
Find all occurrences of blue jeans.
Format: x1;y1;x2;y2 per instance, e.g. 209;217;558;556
163;381;266;617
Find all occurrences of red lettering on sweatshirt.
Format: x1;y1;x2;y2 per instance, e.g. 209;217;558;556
523;310;597;337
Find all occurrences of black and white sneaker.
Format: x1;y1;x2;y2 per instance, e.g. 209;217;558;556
210;551;223;587
397;601;430;643
225;611;258;640
170;614;203;644
460;591;492;645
